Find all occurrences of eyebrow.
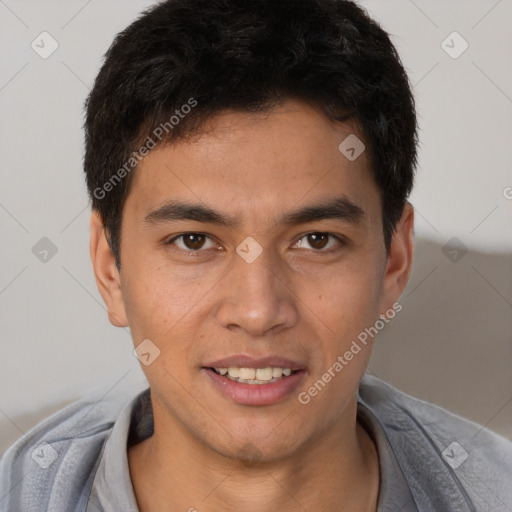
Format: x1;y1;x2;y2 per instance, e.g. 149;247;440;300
143;196;365;228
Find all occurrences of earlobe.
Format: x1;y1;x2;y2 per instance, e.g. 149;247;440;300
379;202;414;315
89;211;129;328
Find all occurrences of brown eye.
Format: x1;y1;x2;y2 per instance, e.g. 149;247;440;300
295;232;343;251
170;233;216;252
307;233;329;249
183;234;206;250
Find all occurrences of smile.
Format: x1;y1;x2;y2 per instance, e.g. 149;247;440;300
211;366;296;384
203;365;307;406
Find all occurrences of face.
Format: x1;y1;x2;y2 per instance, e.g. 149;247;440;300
91;99;413;463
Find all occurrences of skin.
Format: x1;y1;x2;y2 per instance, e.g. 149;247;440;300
90;99;414;512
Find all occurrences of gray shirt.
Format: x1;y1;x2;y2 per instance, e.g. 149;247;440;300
1;374;511;511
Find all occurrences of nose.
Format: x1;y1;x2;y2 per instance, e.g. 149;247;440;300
214;247;299;337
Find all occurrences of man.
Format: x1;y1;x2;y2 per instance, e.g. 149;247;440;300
1;0;510;511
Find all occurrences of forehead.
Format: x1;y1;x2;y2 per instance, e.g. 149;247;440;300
123;99;381;227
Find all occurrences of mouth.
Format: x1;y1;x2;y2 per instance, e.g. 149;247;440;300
207;366;300;384
201;356;307;405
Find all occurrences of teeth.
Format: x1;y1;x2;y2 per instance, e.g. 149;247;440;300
227;367;239;378
272;367;283;378
255;368;273;381
238;367;256;380
214;366;295;383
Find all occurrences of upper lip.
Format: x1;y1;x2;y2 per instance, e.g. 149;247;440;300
203;355;306;370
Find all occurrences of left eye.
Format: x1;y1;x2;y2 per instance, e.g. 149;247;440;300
294;233;341;251
169;233;217;251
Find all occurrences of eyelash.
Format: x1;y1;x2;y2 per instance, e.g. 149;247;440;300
165;232;346;256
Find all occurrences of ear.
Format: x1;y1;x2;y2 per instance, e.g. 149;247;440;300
379;202;414;315
89;210;128;327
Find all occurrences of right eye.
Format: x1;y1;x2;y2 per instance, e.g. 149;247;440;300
166;233;218;253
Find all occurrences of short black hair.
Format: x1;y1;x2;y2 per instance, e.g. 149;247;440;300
84;0;417;270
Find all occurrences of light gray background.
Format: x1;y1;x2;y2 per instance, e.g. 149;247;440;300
1;0;511;457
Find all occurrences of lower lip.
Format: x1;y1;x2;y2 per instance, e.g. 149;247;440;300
203;368;307;406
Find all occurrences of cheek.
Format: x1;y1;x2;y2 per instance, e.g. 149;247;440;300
122;270;199;387
121;260;218;381
310;257;383;334
122;257;207;334
121;268;177;350
298;261;383;410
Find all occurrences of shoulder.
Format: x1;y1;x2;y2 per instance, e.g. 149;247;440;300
0;389;136;512
359;374;512;511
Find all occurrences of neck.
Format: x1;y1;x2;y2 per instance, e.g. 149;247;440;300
128;399;379;512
